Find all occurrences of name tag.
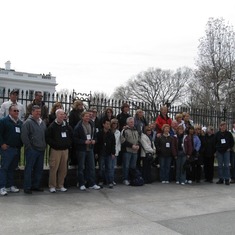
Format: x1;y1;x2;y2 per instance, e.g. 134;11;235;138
61;132;67;138
166;143;170;148
221;139;226;144
15;127;21;133
87;134;91;140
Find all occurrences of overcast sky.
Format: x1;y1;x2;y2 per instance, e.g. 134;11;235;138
1;0;235;95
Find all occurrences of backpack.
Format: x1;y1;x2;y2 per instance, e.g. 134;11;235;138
129;168;144;186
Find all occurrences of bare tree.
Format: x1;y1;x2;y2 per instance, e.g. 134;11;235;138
194;17;235;111
112;67;193;113
91;91;110;100
112;85;131;100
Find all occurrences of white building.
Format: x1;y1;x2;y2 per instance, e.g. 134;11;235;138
0;61;57;99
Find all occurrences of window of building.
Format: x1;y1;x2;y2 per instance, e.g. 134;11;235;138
43;91;49;101
0;87;4;96
29;90;34;101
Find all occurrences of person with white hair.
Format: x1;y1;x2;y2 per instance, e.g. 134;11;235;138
121;117;140;185
46;109;73;193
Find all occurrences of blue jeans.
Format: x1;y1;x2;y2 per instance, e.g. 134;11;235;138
104;154;113;184
142;156;152;183
24;148;44;190
0;147;20;188
217;150;230;180
77;150;96;187
160;155;172;181
230;151;235;179
122;152;137;180
175;151;186;183
98;154;114;184
98;155;105;183
111;156;117;183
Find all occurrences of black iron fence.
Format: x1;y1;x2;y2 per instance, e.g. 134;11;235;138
1;88;234;128
86;95;235;129
1;88;235;167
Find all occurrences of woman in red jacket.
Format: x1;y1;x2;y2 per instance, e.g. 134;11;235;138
155;106;172;135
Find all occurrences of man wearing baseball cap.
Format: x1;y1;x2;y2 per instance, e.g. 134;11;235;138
0;89;25;121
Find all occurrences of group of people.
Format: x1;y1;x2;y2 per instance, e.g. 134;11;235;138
0;89;235;197
149;106;235;186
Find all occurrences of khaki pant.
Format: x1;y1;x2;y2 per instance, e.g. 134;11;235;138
49;149;68;188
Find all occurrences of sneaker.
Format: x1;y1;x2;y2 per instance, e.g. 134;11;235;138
0;188;8;196
89;184;100;190
6;186;19;193
181;182;185;185
123;180;130;186
187;180;192;184
161;181;166;184
108;183;113;189
49;187;56;193
31;187;44;192
176;181;180;184
57;187;67;192
216;179;224;184
79;185;86;191
24;189;32;194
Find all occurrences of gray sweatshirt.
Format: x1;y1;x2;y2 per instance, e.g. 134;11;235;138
21;115;47;151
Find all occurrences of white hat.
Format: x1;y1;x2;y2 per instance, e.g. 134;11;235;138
202;126;207;132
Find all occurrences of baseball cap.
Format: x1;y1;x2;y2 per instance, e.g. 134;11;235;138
10;89;19;95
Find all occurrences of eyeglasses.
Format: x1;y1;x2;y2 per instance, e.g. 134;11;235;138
13;110;19;112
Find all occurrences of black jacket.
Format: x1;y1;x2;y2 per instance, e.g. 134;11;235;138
73;120;96;151
95;129;116;155
46;121;73;150
215;131;234;153
116;112;131;131
69;109;83;129
204;134;216;157
155;135;174;157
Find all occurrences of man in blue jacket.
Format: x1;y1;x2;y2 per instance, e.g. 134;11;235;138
0;104;23;196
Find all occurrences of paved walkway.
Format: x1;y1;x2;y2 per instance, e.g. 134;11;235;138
1;181;235;235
